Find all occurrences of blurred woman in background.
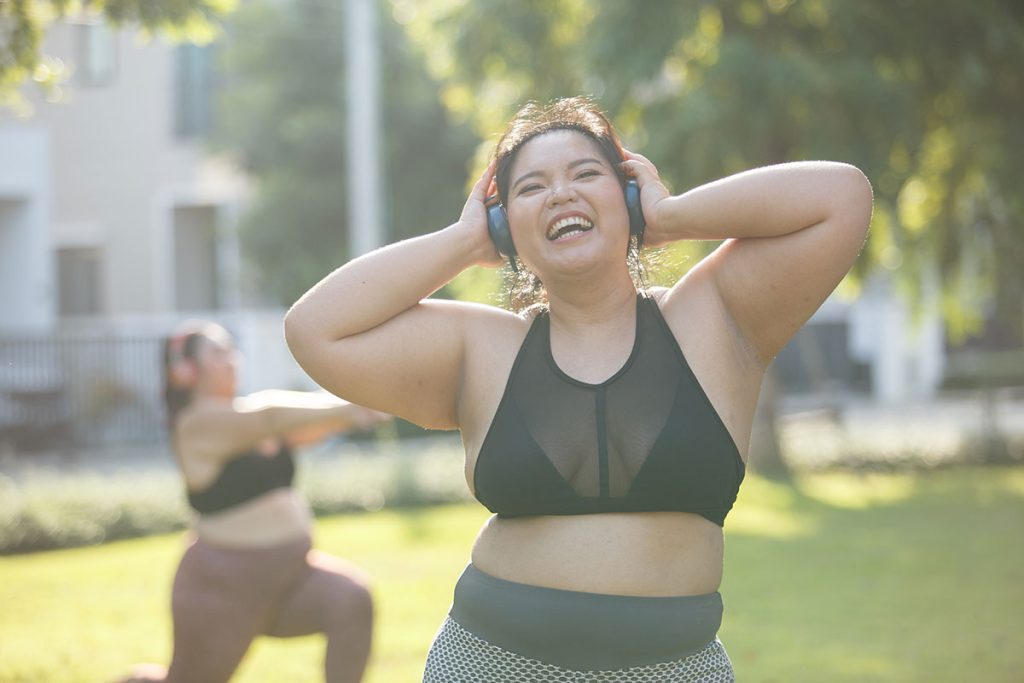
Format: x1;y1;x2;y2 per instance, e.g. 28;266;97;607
118;320;388;683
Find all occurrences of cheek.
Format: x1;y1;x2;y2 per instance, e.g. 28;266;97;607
506;199;540;237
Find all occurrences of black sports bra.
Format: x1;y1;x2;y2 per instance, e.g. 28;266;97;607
187;442;296;514
473;292;745;526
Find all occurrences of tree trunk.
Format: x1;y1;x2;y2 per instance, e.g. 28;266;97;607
748;365;791;480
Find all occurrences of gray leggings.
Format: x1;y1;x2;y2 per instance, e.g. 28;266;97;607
423;564;734;682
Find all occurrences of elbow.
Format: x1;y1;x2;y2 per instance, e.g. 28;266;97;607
835;163;873;238
283;303;314;367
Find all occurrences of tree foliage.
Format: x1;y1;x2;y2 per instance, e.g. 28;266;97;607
212;0;477;306
0;0;232;114
397;0;1024;336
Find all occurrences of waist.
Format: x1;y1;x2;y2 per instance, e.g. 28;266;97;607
450;563;723;670
470;511;724;597
195;488;312;548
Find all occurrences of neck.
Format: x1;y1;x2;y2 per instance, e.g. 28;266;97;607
545;267;638;335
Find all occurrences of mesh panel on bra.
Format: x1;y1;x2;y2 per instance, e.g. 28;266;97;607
511;298;682;499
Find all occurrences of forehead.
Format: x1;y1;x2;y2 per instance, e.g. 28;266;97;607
509;129;609;177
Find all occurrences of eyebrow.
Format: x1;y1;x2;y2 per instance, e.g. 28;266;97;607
511;157;606;193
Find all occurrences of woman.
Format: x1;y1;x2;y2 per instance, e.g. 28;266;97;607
285;97;872;681
120;320;387;683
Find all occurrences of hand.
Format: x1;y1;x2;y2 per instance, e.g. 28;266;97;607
457;160;505;267
620;150;673;247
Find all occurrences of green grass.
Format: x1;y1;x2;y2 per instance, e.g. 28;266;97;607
1;467;1022;682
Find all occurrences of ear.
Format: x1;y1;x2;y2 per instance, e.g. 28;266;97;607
169;359;198;389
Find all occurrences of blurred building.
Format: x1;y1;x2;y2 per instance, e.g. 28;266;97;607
0;17;1011;453
0;19;310;451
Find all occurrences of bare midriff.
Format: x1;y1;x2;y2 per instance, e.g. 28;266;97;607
469;511;724;597
195;488;312;548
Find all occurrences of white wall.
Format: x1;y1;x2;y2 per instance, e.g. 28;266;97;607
0;127;54;331
21;20;248;317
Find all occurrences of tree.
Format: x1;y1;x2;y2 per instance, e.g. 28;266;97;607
212;0;477;307
396;0;1024;472
1;0;233;114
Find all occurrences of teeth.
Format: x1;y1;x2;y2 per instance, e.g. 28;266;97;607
547;216;594;240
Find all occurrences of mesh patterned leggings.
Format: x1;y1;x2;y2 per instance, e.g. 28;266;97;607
424;617;734;682
422;565;735;683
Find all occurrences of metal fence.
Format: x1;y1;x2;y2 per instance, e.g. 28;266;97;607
0;333;167;451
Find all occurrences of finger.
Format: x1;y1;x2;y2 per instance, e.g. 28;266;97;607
622;152;655;178
476;159;499;199
624;149;653;164
620;158;656;180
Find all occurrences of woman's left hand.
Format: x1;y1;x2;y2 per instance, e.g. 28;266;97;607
620;150;672;247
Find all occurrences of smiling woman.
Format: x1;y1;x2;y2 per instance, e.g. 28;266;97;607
487;100;649;309
284;96;872;681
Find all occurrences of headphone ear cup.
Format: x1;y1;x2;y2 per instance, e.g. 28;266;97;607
624;179;646;237
486;201;517;257
169;360;198;389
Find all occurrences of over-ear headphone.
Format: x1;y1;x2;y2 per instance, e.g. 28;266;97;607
486;178;645;261
167;332;199;389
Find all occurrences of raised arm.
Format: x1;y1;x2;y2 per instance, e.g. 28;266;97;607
625;155;872;366
283;164;507;429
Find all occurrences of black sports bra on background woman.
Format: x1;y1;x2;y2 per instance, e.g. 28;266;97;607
473;293;745;527
187;443;296;515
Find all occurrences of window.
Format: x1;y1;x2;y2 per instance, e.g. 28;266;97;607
75;23;118;87
57;247;104;316
173;205;220;311
174;44;218;138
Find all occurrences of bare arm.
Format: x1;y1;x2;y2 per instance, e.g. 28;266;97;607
177;391;387;462
240;390;390;447
284;164;506;429
625;156;872;365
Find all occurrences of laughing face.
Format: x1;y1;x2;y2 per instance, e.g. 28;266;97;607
505;129;631;280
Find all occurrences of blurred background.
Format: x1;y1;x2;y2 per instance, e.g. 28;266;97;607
1;0;1021;471
1;1;1023;681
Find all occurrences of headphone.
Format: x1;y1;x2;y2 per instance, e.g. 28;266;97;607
166;331;199;389
486;178;645;263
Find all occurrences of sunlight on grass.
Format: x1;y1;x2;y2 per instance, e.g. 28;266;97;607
1;468;1022;682
726;475;817;538
797;471;917;509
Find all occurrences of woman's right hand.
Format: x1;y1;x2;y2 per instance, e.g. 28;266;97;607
456;160;505;268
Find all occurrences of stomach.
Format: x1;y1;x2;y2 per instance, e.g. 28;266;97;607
470;511;724;597
195;488;312;548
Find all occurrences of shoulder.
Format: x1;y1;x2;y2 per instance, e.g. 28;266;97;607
645;286;671;305
460;300;535;339
174;398;262;462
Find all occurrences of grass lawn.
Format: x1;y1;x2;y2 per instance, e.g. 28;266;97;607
1;466;1022;682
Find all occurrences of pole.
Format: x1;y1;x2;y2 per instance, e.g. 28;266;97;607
344;0;383;256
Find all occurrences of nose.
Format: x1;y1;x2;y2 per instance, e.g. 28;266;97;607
547;180;577;206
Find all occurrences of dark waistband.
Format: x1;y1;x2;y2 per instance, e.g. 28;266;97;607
449;563;723;671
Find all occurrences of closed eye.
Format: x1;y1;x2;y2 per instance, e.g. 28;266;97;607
576;169;601;180
517;183;544;195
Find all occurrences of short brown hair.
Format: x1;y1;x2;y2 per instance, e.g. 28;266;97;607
492;96;628;206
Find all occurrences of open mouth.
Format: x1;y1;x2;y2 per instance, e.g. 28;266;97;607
547;215;594;241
